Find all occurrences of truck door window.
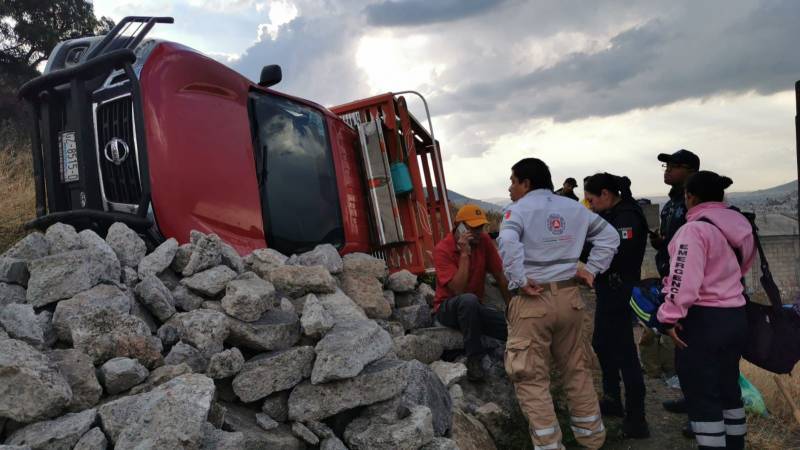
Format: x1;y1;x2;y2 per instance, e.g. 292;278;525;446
249;92;344;255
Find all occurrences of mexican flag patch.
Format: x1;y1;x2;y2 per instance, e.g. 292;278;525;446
619;227;633;240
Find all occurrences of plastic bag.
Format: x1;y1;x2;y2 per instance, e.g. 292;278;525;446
739;374;767;416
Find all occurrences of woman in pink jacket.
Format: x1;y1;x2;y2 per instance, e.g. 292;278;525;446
656;171;755;450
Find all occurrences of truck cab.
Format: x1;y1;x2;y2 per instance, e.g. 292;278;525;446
19;16;451;274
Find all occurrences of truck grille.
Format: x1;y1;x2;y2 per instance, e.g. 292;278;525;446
95;95;141;205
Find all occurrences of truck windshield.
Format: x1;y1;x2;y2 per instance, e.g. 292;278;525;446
249;92;343;255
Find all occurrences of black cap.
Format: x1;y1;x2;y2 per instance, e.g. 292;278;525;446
658;149;700;170
564;177;578;187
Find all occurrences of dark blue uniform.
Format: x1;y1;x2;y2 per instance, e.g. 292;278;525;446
655;186;688;277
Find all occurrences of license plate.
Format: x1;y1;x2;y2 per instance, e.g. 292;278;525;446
58;131;79;183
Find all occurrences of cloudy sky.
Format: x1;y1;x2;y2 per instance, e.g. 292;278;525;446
93;0;800;200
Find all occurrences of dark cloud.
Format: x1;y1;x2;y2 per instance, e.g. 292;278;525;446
364;0;507;27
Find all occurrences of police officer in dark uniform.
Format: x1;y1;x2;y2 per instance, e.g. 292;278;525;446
649;149;699;432
584;173;650;439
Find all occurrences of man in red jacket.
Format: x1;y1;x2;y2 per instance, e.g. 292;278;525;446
433;204;512;381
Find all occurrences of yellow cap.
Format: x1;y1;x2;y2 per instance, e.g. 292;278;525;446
455;204;489;227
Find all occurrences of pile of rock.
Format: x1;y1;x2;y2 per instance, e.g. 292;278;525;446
0;222;520;450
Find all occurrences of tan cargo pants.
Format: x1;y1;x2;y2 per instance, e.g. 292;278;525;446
505;284;606;450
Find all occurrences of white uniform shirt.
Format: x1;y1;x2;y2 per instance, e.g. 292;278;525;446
498;189;620;289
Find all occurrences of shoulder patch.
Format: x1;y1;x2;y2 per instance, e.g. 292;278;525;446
619;227;633;240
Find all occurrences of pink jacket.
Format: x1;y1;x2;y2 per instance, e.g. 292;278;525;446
657;202;755;325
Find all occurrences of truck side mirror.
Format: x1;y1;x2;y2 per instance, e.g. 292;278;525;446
259;65;282;87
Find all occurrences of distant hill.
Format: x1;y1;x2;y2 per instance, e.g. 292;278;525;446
446;190;504;213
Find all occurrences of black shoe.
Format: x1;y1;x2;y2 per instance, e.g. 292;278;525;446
599;398;624;417
622;417;651;439
466;357;485;382
682;421;694;438
662;398;688;414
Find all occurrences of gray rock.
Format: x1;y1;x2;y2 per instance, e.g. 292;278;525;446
412;327;464;350
318;288;368;323
46;349;102;412
341;273;392;319
300;294;335;338
345;405;434;450
474;402;510;445
121;266;138;288
201;423;246;450
220;401;304;450
383;290;396;309
244;249;288;278
221;272;276;322
26;250;117;307
72;427;107;450
220;242;245;274
206;348;245;379
376;320;405;338
128;294;158;334
98;357;149;395
393;334;444;364
44;223;82;254
233;346;315;402
0;258;29;286
171;243;193;274
392;304;434;331
105;222;146;268
0;304;48;348
312;320;392;384
255;413;279;431
0;339;72;423
3;232;49;261
97;373;215;448
449;384;466;411
418;283;436;307
166;309;229;357
226;309;300;352
70;310;162;368
202;300;224;312
421;437;460;450
287;293;312;314
182;233;223;276
128;363;193;395
304;420;334;439
181;265;238;297
77;230;122;283
164;342;208;372
268;265;337;297
261;391;290;422
133;275;176;322
396;291;427;308
321;437;348;450
279;297;296;314
292;421;319;445
6;409;96;450
342;253;386;280
0;282;26;307
365;360;452;437
157;322;180;349
289;359;409;421
430;361;467;388
172;285;205;311
52;284;130;344
292;244;343;274
137;238;178;279
35;310;56;348
387;269;417;293
0;445;31;450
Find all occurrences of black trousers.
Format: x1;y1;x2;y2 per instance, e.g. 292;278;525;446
435;293;507;357
676;305;747;450
592;281;646;420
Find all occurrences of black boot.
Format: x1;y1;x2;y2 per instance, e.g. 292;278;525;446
622;416;651;439
682;420;695;438
466;356;485;382
599;397;624;417
662;398;688;414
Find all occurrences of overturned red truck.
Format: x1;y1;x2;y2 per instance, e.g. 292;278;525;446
19;16;451;274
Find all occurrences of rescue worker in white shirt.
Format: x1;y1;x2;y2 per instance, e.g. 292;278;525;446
498;158;620;450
